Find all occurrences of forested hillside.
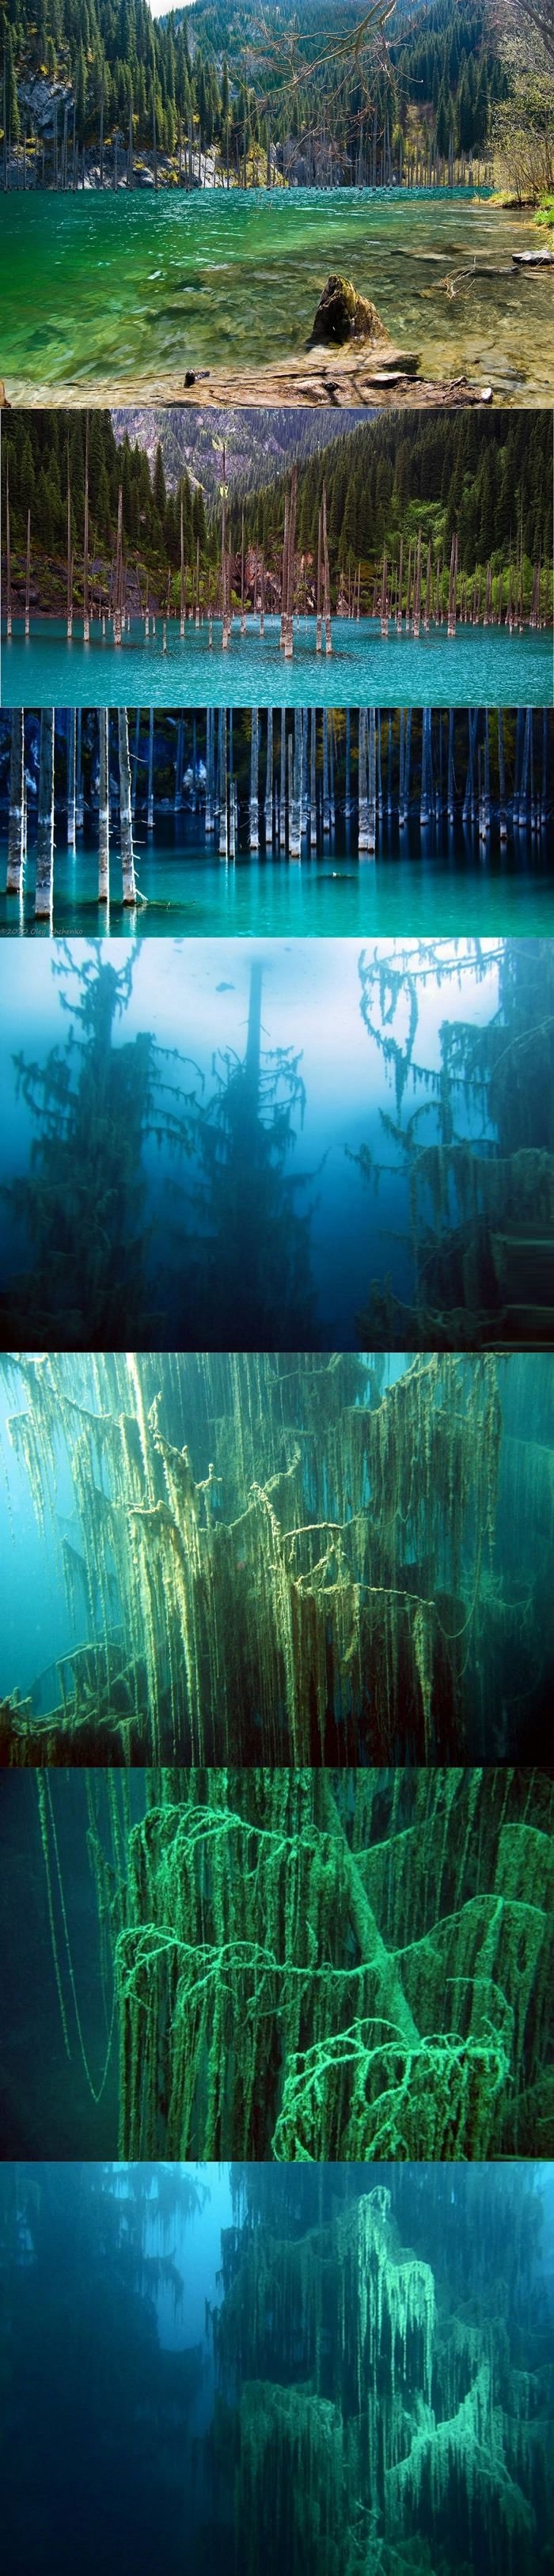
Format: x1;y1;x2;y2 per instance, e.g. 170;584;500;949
238;409;552;580
1;0;513;175
2;404;552;613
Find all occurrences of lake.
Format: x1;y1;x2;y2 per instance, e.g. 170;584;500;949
2;615;551;709
0;188;552;403
2;821;552;939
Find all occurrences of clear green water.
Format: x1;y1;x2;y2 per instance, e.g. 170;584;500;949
0;188;552;401
2;616;551;708
2;826;552;938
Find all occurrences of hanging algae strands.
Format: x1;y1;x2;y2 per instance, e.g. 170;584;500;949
40;1767;551;2161
219;2188;434;2573
0;1353;507;1762
36;1773;117;2103
213;2165;552;2576
356;938;554;1346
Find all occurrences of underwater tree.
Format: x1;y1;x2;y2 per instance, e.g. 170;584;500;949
0;949;314;1351
180;960;317;1347
0;943;203;1347
0;1347;538;1763
13;1765;554;2161
208;2162;553;2576
353;939;554;1347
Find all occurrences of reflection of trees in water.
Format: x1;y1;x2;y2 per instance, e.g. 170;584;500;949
354;938;554;1346
0;946;315;1350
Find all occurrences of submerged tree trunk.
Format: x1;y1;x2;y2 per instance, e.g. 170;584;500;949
119;707;136;903
147;706;154;830
35;709;55;920
7;707;25;894
66;707;76;849
264;708;273;843
249;707;260;850
98;707;109;900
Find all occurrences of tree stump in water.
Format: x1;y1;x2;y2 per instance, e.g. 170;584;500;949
309;272;388;347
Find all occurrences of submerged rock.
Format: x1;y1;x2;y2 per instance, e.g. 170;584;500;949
309;273;388;347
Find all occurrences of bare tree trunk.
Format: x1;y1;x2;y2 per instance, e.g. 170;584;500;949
279;707;286;844
7;708;25;893
113;484;123;646
497;707;507;844
66;707;77;848
264;707;273;843
83;411;90;645
249;707;260;848
447;707;455;825
322;483;332;653
119;707;136;903
290;708;302;858
309;707;317;849
218;706;228;859
180;493;185;636
98;707;109;900
35;709;55;920
66;465;73;638
25;509;31;637
5;451;12;635
368;707;376;854
358;708;368;852
147;706;154;829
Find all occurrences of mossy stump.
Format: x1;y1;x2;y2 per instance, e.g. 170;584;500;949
309;274;388;347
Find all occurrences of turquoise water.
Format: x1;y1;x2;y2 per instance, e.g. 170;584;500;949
2;828;552;938
2;616;551;708
0;188;551;401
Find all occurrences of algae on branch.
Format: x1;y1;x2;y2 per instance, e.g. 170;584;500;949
211;2165;552;2576
32;1766;554;2161
0;1350;516;1763
355;940;554;1347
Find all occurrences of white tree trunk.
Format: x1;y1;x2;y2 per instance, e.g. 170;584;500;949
35;709;55;919
98;707;109;900
119;707;136;903
7;708;25;893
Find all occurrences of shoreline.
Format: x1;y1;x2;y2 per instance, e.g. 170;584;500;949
0;353;497;409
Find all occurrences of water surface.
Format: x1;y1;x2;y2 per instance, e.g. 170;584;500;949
2;821;552;938
0;189;551;402
2;615;550;708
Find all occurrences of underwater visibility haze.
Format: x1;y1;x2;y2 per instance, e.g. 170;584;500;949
0;1350;552;1764
1;2161;553;2576
0;938;552;1350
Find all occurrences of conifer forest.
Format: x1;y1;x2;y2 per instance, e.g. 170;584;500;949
0;2;552;2571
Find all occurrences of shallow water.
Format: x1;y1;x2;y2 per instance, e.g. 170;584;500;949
2;614;551;708
0;188;552;401
2;820;552;938
0;934;551;1350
